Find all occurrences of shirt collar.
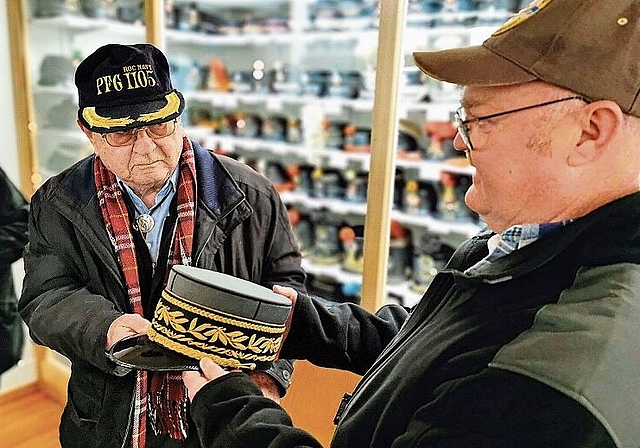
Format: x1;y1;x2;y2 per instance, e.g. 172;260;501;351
467;220;571;275
117;167;179;214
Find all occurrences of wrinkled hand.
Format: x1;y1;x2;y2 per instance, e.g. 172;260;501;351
183;357;230;401
105;313;150;350
182;359;282;403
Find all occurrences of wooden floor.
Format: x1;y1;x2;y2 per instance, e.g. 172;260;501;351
0;385;64;448
0;363;358;448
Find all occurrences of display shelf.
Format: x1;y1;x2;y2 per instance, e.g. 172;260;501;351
395;157;474;178
389;209;480;237
302;257;425;308
37;129;84;142
26;0;497;306
166;22;499;48
174;0;289;7
405;8;512;26
182;90;377;113
33;85;76;96
29;15;145;35
281;191;480;237
281;191;367;216
183;88;461;116
188;130;475;179
165;28;297;47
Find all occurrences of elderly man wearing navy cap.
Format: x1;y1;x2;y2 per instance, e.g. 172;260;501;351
183;1;640;447
19;43;306;448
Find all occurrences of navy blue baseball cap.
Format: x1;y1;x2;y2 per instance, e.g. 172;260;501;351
75;43;185;132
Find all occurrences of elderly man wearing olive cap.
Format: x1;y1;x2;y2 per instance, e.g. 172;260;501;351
183;1;640;447
19;43;306;448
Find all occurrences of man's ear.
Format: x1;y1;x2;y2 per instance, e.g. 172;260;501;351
568;100;624;166
77;119;93;139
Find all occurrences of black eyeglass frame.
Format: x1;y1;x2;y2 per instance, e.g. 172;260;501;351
100;119;178;147
453;96;590;151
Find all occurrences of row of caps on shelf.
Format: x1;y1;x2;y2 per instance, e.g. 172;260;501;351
292;211;456;305
33;0;147;23
36;47;462;107
190;102;464;163
37;88;464;165
169;57;380;101
32;0;528;35
170;57;461;105
226;154;479;225
165;0;524;35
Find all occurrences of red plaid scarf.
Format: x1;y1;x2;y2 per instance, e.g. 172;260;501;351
95;138;197;447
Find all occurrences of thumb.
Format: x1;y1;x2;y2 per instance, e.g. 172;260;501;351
199;357;227;380
129;314;151;333
272;285;297;304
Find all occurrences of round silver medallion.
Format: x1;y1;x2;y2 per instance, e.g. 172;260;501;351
136;214;155;234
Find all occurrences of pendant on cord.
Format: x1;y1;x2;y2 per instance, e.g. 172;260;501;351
136;214;155;234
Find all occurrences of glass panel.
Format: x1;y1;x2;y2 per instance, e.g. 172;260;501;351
28;0;146;184
165;0;379;305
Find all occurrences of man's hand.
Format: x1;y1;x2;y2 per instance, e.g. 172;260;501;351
105;313;150;350
273;285;297;303
183;357;230;401
248;371;282;403
182;359;283;403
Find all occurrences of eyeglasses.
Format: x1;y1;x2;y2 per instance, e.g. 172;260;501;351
100;119;177;147
453;96;590;151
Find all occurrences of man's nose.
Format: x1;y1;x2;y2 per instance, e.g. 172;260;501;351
131;129;155;153
453;132;467;152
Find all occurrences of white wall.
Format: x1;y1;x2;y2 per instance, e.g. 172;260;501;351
0;2;38;393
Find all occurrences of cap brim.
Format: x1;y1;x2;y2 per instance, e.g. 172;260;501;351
79;90;185;133
413;45;537;86
107;334;199;372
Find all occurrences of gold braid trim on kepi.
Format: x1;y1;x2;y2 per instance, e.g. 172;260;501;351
147;326;258;370
147;289;285;370
160;289;286;334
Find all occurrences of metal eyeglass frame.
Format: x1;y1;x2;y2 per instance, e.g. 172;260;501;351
100;119;178;147
453;96;590;151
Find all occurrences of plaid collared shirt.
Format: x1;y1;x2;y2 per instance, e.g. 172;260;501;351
465;221;570;275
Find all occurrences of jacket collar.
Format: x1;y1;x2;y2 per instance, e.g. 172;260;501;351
61;139;244;216
452;192;640;284
191;139;245;215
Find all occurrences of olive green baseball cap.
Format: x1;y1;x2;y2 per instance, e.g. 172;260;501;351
413;0;640;117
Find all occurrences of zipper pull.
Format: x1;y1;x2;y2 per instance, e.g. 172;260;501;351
333;392;353;425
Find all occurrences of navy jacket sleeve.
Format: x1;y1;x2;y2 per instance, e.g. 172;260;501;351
190;373;323;448
279;294;409;375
